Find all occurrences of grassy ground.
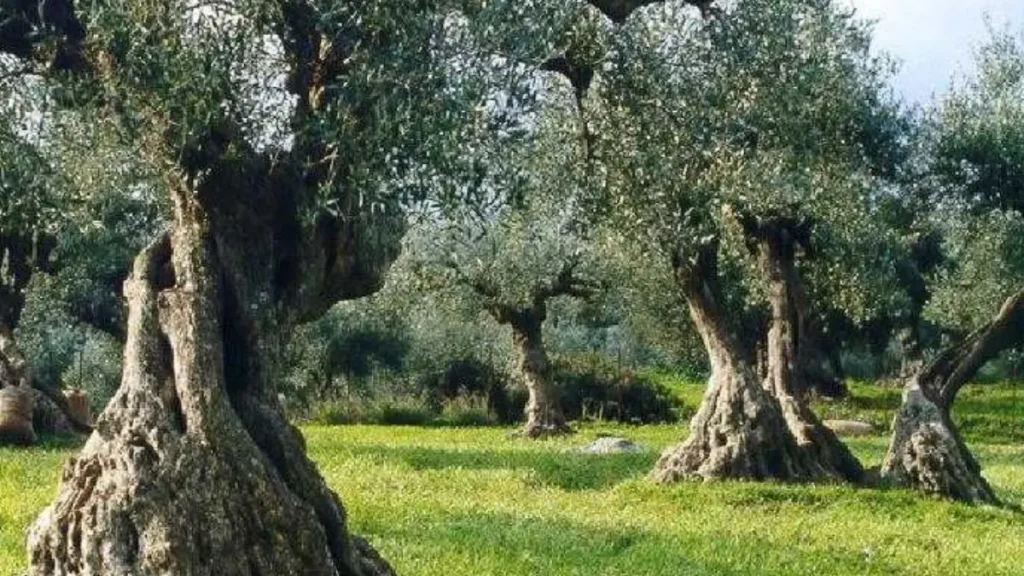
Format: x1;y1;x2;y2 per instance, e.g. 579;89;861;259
2;381;1024;575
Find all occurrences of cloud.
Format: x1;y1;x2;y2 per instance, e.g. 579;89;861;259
845;0;1022;103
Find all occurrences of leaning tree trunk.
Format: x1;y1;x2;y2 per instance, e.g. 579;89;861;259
653;245;834;483
28;172;398;574
881;289;1024;504
759;231;863;483
510;309;570;439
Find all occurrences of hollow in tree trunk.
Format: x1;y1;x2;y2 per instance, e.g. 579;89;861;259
882;289;1024;504
28;169;399;574
653;244;836;483
758;227;863;483
508;307;569;438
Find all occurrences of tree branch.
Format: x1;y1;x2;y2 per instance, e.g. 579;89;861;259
533;255;596;304
925;288;1024;406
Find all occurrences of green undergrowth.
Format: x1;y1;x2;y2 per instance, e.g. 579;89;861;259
2;382;1023;575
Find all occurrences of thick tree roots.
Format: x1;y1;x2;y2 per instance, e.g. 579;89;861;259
777;394;864;483
652;367;855;483
28;229;393;575
881;384;996;505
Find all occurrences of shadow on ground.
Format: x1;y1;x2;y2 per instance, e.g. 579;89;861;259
348;444;659;491
358;508;904;576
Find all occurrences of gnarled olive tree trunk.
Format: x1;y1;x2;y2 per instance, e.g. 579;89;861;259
758;227;862;483
881;289;1024;504
507;306;569;438
654;244;834;483
28;167;398;575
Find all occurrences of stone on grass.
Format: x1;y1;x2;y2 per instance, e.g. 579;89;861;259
579;437;643;454
824;419;876;437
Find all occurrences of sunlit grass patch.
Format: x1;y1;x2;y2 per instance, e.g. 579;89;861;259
2;383;1023;575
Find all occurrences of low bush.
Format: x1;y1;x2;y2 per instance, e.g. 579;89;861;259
416;359;521;424
308;394;434;426
438;394;498;427
552;355;686;424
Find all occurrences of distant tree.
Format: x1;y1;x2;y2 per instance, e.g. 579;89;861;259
0;94;156;432
406;72;600;437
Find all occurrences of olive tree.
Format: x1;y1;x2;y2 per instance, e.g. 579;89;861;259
589;0;904;482
405;69;601;437
0;107;65;410
881;28;1024;504
0;87;140;433
0;0;481;572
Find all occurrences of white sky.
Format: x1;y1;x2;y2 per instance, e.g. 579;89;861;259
846;0;1024;104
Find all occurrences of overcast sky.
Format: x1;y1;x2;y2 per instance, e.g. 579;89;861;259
846;0;1024;104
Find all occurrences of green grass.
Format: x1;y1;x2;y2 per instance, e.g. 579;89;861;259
3;381;1024;575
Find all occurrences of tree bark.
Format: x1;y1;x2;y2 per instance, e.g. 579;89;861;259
653;244;842;483
881;289;1024;504
507;307;570;439
27;171;398;574
759;229;863;483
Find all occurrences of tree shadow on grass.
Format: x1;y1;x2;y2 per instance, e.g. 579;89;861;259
349;444;659;491
359;509;904;576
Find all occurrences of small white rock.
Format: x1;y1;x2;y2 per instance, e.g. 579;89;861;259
579;437;643;454
824;419;876;437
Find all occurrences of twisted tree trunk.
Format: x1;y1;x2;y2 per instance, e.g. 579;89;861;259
28;169;399;574
881;289;1024;504
509;307;569;439
654;244;835;483
759;228;862;482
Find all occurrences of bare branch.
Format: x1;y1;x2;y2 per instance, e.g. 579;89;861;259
927;288;1024;406
533;254;597;303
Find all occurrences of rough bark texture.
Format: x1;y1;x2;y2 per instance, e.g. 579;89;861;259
654;245;835;483
882;289;1024;504
28;175;399;575
509;308;570;439
10;1;401;572
758;229;863;483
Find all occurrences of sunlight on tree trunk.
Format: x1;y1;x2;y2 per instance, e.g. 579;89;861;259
28;176;398;574
882;290;1024;504
758;228;863;483
511;315;569;439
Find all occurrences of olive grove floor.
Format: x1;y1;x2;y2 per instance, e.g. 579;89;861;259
2;380;1024;575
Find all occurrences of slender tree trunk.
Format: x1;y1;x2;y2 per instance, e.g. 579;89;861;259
654;244;837;483
759;231;863;482
28;174;397;574
882;289;1024;504
508;308;570;438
